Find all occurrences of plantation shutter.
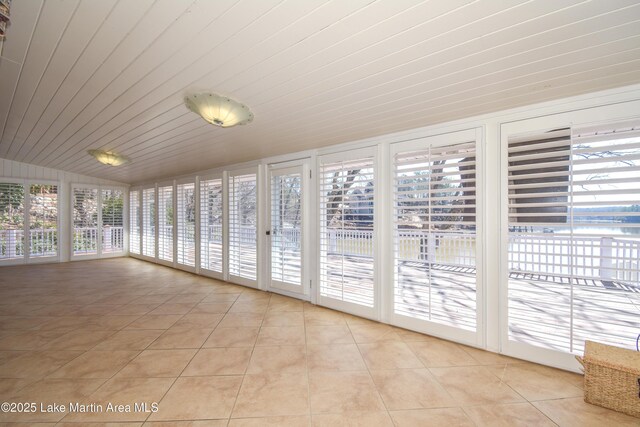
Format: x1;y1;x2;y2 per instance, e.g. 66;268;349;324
28;184;58;258
129;190;141;255
393;140;477;332
177;182;196;267
73;188;98;255
200;178;223;274
157;185;174;262
229;173;257;282
0;182;25;260
101;189;124;254
142;188;156;258
319;156;375;309
507;121;640;353
270;170;303;287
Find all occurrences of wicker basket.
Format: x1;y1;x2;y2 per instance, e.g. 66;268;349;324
576;340;640;418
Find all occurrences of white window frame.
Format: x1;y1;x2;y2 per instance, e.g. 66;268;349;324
175;177;197;272
140;184;157;261
70;183;127;261
199;172;224;279
0;178;60;265
500;100;640;373
388;128;484;347
316;147;378;319
228;167;259;288
156;180;175;267
129;187;142;257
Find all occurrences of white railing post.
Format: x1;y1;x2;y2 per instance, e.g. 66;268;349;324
329;229;337;253
103;227;112;252
599;237;614;280
8;229;17;258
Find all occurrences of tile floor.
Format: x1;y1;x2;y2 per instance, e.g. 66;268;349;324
0;258;638;426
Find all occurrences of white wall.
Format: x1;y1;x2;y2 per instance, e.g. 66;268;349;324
0;158;128;263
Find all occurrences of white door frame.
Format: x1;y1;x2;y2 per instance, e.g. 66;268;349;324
266;159;310;300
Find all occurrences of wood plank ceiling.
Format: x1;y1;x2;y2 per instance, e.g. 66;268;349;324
0;0;639;184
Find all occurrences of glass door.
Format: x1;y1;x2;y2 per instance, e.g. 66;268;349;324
268;164;306;296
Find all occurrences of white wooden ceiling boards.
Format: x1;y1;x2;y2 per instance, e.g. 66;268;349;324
0;0;639;183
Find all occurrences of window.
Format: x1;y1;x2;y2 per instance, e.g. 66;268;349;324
1;181;59;262
319;155;375;308
0;182;25;260
72;186;125;257
158;185;174;262
177;182;196;267
393;138;477;332
73;187;99;255
101;189;124;254
229;173;257;282
507;121;640;353
142;187;156;258
129;190;140;255
200;177;223;274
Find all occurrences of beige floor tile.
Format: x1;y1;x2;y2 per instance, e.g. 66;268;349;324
309;371;385;414
117;349;197;378
0;315;53;330
148;327;212;349
4;378;105;422
311;412;394;427
62;377;174;422
201;293;241;303
171;313;224;329
247;345;306;374
306;344;367;372
74;304;121;316
93;329;164;350
188;302;233;314
203;326;259;347
395;328;433;342
0;330;68;350
430;366;525;406
370;368;456;410
125;314;183;330
48;350;139;378
83;315;142;330
358;341;423;370
145;421;226;426
149;303;197;315
256;326;305;346
533;397;640;427
229;300;270;314
229;415;311;426
407;339;477;367
263;311;304;327
305;325;354;345
233;373;309;417
390;408;475;427
218;312;264;328
109;304;161;316
460;346;525;365
42;330;116;350
0;378;35;399
182;347;252;376
168;294;207;304
0;350;26;365
32;316;89;332
349;323;401;343
463;402;557;426
268;298;304;312
486;363;583;401
303;308;346;326
0;350;82;378
149;376;242;421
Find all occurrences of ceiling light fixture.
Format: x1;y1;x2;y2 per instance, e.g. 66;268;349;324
184;92;253;128
88;149;131;166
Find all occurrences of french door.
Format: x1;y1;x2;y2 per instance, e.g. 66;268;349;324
318;148;377;318
501;105;640;372
389;128;482;346
267;162;308;298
